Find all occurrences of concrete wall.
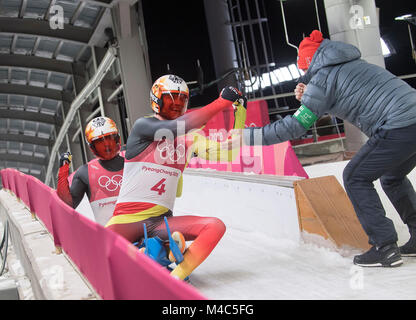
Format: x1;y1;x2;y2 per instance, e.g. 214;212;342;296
175;170;303;242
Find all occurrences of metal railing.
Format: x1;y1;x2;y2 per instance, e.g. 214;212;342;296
44;46;118;186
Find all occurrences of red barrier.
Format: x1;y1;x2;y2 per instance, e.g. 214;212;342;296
14;171;30;209
7;168;17;196
107;235;202;300
26;175;56;237
0;168;205;300
0;169;9;190
49;192;116;299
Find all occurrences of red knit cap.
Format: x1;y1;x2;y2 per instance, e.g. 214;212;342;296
297;30;324;70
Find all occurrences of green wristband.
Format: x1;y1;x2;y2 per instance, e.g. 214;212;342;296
293;104;318;129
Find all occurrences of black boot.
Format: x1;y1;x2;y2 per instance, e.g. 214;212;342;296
353;243;403;267
399;227;416;257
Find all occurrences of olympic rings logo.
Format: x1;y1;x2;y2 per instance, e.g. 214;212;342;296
98;174;123;192
156;140;186;164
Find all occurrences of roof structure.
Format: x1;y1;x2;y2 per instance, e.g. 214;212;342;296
0;0;114;180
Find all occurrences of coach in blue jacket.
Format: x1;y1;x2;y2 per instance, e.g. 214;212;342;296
242;30;416;267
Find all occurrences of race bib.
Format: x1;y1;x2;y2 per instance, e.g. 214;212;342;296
116;162;181;210
90;196;118;226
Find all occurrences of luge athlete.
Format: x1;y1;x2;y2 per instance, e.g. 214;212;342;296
106;74;246;280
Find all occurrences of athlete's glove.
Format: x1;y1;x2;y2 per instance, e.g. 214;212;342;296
220;86;243;103
232;95;247;111
232;95;247;130
59;151;72;167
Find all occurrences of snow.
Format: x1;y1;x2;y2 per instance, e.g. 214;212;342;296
75;160;416;300
178;160;416;300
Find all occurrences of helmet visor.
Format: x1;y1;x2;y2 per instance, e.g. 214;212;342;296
91;134;121;160
160;92;189;120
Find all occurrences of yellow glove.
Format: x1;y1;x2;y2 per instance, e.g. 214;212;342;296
232;96;247;130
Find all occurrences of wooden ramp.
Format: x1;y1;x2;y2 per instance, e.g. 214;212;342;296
294;175;371;250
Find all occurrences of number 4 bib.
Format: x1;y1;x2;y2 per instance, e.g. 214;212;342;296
116;162;181;210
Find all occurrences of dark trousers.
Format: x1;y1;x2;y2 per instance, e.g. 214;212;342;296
343;123;416;248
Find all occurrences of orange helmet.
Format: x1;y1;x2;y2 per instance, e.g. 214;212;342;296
85;116;121;160
150;74;189;120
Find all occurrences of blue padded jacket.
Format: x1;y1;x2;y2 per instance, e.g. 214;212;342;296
244;39;416;145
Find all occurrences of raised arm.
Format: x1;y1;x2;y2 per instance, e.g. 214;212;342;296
57;152;74;207
133;87;244;139
243;80;332;146
190;99;247;162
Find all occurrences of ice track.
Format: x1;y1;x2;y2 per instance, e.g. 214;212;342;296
76;160;416;300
